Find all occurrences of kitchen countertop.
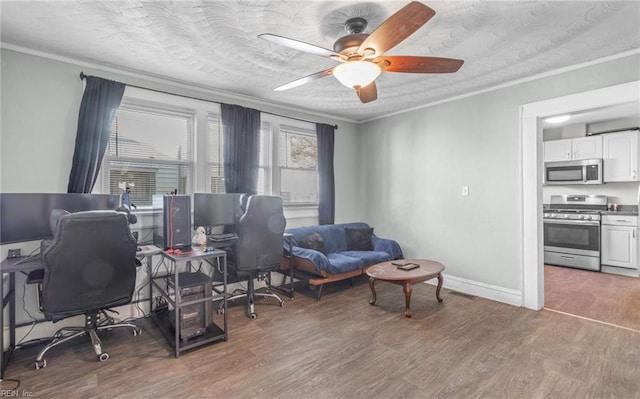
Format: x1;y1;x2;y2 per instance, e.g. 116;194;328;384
600;210;638;216
602;204;638;216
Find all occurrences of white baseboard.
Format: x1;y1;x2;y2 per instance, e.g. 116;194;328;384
425;273;522;307
601;265;640;278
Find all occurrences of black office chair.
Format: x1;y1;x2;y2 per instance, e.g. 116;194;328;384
29;210;141;369
224;195;286;319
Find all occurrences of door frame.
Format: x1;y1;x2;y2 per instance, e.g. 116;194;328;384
520;80;640;310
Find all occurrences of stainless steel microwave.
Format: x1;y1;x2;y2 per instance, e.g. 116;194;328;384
544;159;603;185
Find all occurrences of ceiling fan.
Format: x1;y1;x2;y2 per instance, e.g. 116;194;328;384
259;1;464;103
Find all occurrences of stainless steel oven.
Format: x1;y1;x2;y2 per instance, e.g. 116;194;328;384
544;216;601;271
543;195;607;271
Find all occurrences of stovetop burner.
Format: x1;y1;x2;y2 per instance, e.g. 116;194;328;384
545;209;601;214
547;194;608;211
544;195;607;222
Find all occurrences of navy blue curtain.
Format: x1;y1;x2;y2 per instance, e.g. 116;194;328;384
67;76;125;193
316;123;335;225
221;104;260;194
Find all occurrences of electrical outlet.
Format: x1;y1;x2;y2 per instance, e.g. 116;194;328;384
8;249;21;258
462;186;469;197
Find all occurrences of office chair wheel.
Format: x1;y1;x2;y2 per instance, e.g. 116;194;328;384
249;313;257;320
35;359;46;370
133;327;142;336
98;352;110;362
217;308;225;315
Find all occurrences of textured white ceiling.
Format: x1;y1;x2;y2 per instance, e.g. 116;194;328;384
1;1;639;122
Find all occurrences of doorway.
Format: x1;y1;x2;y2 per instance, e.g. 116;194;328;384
520;80;640;310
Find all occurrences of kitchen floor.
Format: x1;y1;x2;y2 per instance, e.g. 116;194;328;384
544;264;640;332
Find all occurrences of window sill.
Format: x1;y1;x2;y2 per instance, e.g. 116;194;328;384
129;203;318;214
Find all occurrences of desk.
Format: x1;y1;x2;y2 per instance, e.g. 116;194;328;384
0;256;42;379
150;247;227;357
0;246;161;379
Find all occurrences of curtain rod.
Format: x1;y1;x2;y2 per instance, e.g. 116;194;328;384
79;72;338;130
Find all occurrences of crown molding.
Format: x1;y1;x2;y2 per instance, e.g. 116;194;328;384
361;48;640;124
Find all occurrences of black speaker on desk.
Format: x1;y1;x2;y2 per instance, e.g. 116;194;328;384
168;272;212;341
153;194;191;250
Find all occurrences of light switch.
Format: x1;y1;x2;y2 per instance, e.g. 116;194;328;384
462;186;469;196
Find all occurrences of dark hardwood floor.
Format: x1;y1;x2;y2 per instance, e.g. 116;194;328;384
2;276;640;398
544;264;640;332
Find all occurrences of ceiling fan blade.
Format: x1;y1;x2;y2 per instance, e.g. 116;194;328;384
376;56;464;73
259;33;343;60
358;2;435;57
356;81;377;103
274;68;334;91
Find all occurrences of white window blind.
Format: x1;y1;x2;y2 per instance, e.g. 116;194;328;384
105;104;193;206
207;115;225;193
257;121;271;195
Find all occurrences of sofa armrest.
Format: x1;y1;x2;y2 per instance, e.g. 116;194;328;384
290;246;331;271
372;236;403;260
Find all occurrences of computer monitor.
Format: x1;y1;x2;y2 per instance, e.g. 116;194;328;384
193;193;242;230
0;193;120;244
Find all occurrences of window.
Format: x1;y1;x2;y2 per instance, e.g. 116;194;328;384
101;87;224;204
278;127;318;204
100;87;319;215
259;116;319;206
104;104;193;206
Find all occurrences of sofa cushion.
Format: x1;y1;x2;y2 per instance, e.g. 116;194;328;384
297;232;327;255
318;224;348;253
345;227;374;251
372;236;404;260
289;226;323;246
340;250;392;265
325;253;366;274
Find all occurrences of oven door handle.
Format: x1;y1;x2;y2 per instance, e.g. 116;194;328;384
543;219;600;227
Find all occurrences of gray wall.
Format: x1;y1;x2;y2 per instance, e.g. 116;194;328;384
359;54;640;292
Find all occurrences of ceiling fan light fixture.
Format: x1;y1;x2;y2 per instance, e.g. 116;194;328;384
333;61;381;89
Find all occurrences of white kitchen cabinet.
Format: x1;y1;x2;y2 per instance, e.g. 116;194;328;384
601;215;638;270
543;136;602;163
543;139;572;162
573;136;603;160
603;130;639;182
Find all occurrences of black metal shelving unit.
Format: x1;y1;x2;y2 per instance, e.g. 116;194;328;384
150;248;227;357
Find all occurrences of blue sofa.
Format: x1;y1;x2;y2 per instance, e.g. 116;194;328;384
283;223;403;298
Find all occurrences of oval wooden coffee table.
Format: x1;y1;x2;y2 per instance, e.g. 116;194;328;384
366;259;445;318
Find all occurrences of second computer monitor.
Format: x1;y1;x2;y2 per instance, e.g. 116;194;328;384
193;193;242;230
